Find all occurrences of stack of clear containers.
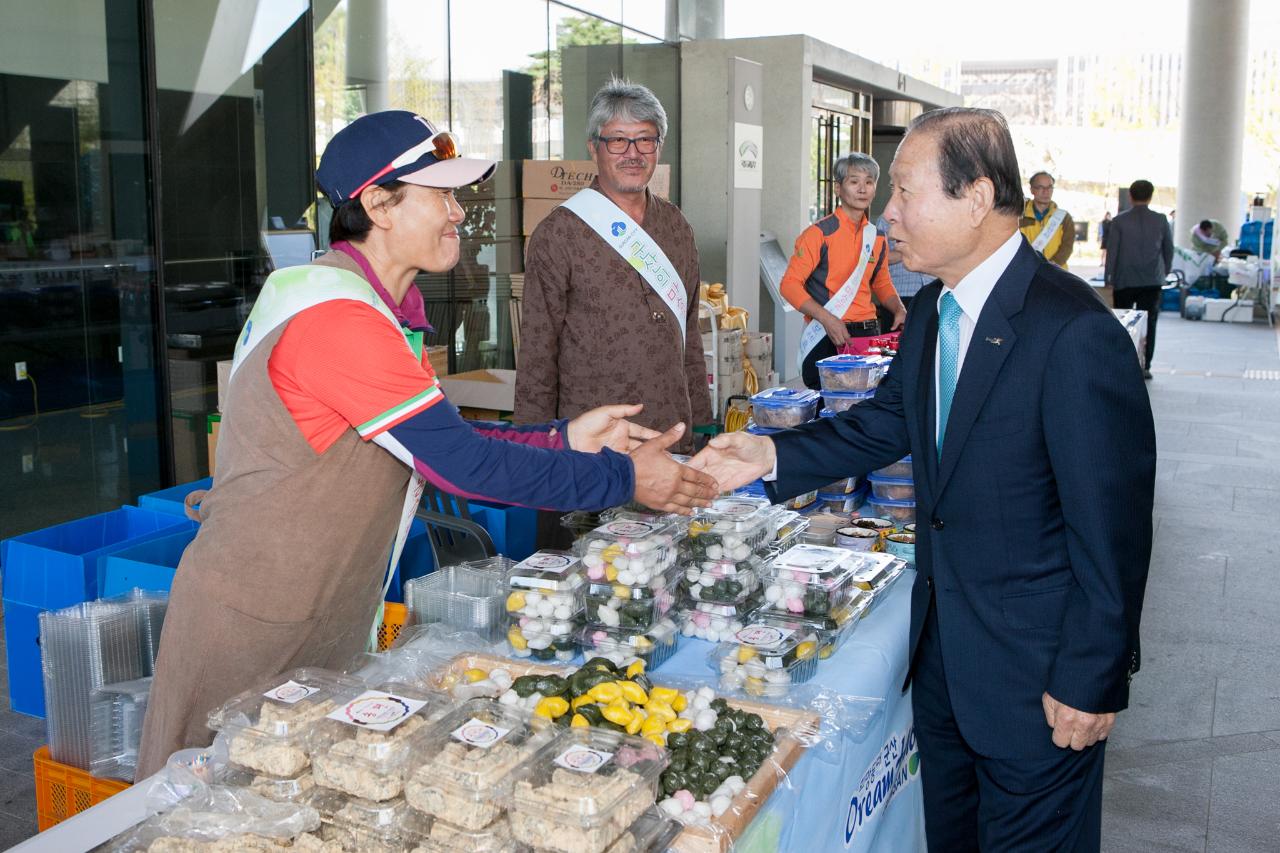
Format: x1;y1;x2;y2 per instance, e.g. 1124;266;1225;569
403;557;512;643
821;388;876;413
207;667;358;790
506;727;670;853
405;698;550;846
576;515;683;633
579;616;681;670
88;675;151;781
815;354;892;391
748;387;821;428
505;551;586;662
680;496;776;606
118;588;167;677
40;598;145;771
761;544;860;620
308;680;445;802
847;552;909;613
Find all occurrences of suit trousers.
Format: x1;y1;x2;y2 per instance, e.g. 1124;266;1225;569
1111;287;1161;368
912;598;1105;852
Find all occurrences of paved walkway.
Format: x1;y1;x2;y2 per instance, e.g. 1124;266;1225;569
0;313;1276;850
1102;314;1280;853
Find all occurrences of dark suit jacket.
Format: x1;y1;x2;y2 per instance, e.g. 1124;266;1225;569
1105;205;1174;290
769;237;1156;760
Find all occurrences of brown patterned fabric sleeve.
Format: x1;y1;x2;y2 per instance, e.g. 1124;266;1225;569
513;228;566;425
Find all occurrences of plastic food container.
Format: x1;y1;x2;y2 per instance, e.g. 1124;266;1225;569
860;495;917;524
771;510;811;552
816;491;862;515
308;789;432;852
208;668;360;778
749;387;820;428
848;516;897;536
822;388;876;412
405;698;549;831
682;552;765;605
685;496;776;557
713;616;822;695
847;552;905;594
762;544;858;619
679;589;765;642
220;765;316;803
561;510;607;540
868;474;915;502
404;562;506;643
507;551;586;661
816;354;891;391
308;682;444;801
579;618;680;670
834;526;881;552
884;533;916;565
744;422;782;436
873;456;913;480
585;568;679;632
414;813;514;852
600;807;681;853
578;518;683;583
820;475;861;495
507;728;670;853
815;592;872;658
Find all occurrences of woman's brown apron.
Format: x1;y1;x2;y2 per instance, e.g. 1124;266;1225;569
136;283;410;777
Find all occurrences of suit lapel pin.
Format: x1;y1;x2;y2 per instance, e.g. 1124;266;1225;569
985;337;1003;346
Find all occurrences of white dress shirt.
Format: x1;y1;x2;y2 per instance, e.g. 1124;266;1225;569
934;230;1022;438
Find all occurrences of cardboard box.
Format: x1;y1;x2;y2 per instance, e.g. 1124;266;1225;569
717;353;743;377
425;346;449;378
440;369;518;412
744;332;773;360
716;371;746;413
216;360;231;412
714;329;744;360
521;160;671;200
523;198;563;236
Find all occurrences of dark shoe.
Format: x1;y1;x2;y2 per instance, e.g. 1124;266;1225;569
1143;370;1153;380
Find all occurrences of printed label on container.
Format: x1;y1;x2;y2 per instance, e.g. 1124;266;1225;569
451;717;513;749
516;551;579;575
327;691;427;732
553;743;614;774
264;680;320;704
599;520;658;538
735;624;794;649
711;498;763;517
777;544;843;573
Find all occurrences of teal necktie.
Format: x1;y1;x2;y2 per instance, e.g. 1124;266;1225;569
937;291;962;457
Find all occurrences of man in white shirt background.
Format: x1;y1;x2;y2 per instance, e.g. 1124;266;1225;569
692;107;1155;852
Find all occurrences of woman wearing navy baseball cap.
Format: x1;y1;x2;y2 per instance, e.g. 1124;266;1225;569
136;111;718;775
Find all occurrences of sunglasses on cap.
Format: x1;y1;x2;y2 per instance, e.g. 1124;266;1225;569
349;131;459;198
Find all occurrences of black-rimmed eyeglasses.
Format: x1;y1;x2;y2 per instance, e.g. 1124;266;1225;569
594;135;661;155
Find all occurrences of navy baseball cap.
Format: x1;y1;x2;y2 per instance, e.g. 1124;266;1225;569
315;110;496;206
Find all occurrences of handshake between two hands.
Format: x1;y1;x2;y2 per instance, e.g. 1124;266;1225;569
566;404;780;515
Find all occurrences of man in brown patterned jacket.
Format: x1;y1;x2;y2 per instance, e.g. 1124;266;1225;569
515;79;712;459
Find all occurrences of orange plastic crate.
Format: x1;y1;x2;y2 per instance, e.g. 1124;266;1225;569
33;745;130;831
378;601;408;652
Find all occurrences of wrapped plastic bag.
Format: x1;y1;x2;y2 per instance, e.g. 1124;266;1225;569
110;784;321;851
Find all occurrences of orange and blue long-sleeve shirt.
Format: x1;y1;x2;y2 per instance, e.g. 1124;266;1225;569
779;207;896;323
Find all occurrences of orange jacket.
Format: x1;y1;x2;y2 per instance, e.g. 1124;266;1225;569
780;207;895;323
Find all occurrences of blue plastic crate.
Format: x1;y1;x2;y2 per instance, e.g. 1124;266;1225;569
99;528;199;597
466;501;537;562
1;506;196;719
137;478;213;519
2;506;196;606
3;599;48;717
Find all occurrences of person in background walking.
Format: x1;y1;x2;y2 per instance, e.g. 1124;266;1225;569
1105;179;1174;378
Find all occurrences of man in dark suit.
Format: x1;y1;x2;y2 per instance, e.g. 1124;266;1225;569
1106;180;1174;378
692;107;1155;851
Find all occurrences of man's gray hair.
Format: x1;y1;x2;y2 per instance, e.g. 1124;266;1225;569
833;152;880;184
587;77;668;142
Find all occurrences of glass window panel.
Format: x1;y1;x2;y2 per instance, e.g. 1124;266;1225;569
152;0;313;481
549;4;623;160
622;0;667;40
0;0;165;537
557;0;622;24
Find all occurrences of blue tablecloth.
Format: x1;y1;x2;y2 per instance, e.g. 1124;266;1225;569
659;572;926;852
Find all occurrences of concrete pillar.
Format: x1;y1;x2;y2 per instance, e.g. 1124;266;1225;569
1175;0;1250;248
346;0;388;112
665;0;724;41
